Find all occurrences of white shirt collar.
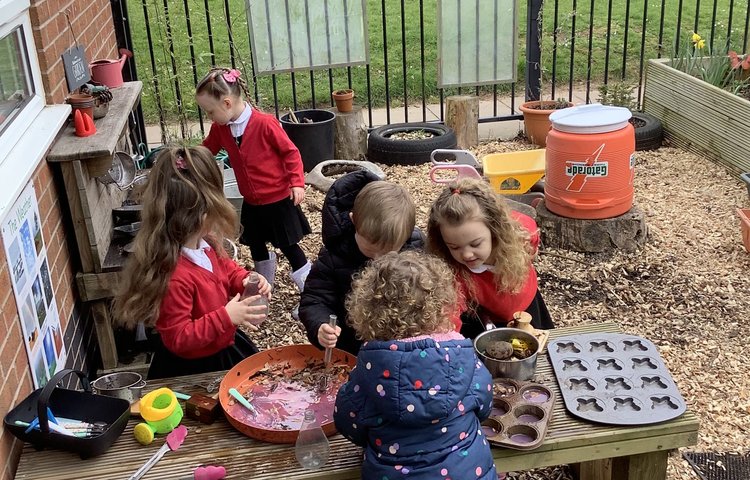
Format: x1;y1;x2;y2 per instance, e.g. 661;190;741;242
227;103;252;138
181;239;213;272
468;264;493;274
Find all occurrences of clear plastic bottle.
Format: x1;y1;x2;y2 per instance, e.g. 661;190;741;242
294;409;330;469
240;272;268;325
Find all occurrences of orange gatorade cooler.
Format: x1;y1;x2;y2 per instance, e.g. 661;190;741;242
544;104;635;219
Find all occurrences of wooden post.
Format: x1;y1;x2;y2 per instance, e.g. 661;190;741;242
332;106;367;160
91;301;118;370
446;95;479;149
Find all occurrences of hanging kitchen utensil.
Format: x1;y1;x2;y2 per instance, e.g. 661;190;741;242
113;222;141;238
317;315;338;392
97;152;137;189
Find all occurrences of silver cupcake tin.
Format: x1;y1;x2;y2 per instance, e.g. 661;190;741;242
548;333;686;426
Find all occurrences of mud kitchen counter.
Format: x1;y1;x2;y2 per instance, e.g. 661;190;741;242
46;81;142;370
14;323;699;480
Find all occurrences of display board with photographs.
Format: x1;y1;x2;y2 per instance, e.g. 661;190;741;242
2;182;66;388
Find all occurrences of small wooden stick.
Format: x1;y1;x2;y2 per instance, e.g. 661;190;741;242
288;109;299;124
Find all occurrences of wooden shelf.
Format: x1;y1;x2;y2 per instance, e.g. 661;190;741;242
47;82;143;164
48;81;143;370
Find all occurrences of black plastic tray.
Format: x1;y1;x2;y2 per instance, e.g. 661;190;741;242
3;369;129;458
548;333;686;426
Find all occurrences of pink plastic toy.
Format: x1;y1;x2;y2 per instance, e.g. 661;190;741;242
194;465;226;480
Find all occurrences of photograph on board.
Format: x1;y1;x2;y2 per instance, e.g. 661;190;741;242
32;274;46;328
32;212;43;255
32;348;48;388
20;220;37;274
20;294;39;349
43;328;57;377
8;237;27;292
39;259;53;307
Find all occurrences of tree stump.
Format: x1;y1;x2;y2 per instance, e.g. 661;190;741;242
446;95;479;149
536;200;647;252
332;106;367;160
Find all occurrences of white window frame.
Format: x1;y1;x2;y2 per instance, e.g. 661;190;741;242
0;0;70;220
0;0;45;162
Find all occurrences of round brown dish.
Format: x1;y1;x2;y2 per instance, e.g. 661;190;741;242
218;345;356;444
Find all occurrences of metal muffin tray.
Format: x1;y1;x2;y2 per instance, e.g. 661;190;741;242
548;333;686;426
481;378;555;451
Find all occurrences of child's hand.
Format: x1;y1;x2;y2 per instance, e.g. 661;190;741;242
290;186;305;206
225;294;266;330
243;273;272;300
318;322;341;349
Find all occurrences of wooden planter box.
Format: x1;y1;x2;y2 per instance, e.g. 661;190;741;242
643;58;750;175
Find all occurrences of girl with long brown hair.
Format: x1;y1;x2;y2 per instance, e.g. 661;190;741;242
427;178;554;338
112;145;270;378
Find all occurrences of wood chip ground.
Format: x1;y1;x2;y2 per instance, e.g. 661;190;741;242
238;140;750;480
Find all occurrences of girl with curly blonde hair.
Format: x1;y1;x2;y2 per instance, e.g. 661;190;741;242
112;145;270;379
335;250;496;479
427;178;553;338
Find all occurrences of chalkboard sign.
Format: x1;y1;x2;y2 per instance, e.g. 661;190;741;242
62;45;90;92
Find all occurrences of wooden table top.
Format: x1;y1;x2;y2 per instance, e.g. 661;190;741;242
14;323;699;479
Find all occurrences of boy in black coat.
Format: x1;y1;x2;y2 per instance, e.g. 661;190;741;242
299;171;424;354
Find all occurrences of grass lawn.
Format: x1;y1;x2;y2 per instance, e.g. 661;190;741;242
126;0;747;125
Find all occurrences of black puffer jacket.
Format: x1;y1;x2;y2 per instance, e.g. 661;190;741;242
299;170;424;354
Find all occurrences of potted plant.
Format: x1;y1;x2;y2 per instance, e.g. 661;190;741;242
643;32;750;173
332;89;354;113
597;82;663;151
519;97;574;147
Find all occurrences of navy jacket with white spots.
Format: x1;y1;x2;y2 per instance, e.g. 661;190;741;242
334;336;497;479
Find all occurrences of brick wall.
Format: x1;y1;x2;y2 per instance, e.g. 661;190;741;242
29;0;118;104
0;159;94;479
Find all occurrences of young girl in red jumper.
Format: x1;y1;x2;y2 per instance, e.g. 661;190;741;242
113;146;271;379
428;178;554;338
195;67;312;307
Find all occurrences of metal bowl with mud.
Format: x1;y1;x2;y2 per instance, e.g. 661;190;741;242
474;328;540;380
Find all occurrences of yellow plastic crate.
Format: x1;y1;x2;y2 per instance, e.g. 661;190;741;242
482;149;546;194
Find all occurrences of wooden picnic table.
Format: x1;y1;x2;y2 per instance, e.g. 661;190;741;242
14;322;698;479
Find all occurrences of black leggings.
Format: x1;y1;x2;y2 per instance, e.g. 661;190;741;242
248;240;307;271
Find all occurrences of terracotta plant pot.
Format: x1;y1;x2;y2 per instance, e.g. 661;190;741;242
519;100;574;147
66;93;95;122
332;89;354;113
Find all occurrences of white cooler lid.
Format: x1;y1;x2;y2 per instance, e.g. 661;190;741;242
549;103;632;134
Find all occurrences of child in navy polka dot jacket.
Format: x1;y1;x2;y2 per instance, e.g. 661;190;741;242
334;250;497;480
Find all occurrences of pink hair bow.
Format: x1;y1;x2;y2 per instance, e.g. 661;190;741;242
175;155;187;170
222;69;241;83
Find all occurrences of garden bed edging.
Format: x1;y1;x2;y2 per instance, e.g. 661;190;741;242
643;58;750;176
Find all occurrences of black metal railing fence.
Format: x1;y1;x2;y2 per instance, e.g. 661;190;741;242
111;0;750;143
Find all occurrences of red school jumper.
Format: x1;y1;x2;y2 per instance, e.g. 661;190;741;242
457;211;541;324
156;248;248;358
202;108;305;205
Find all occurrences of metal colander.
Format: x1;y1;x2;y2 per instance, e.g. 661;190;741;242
97;151;137;189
